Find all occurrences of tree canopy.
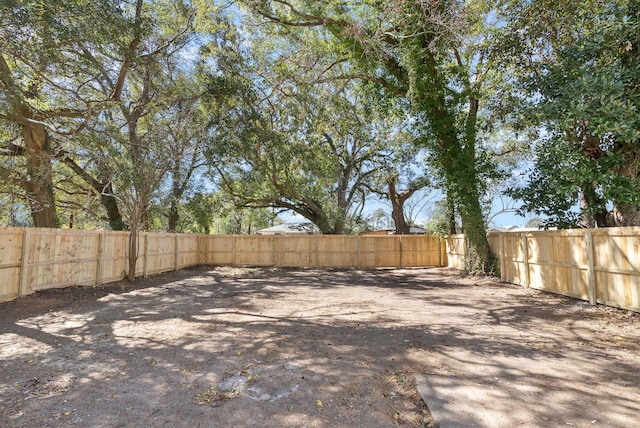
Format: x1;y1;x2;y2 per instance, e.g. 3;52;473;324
1;0;639;274
495;0;640;228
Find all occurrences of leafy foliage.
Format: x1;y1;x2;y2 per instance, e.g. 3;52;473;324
497;0;640;227
240;0;500;270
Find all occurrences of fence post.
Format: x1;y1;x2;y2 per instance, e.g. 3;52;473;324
499;233;506;282
462;235;468;268
357;235;361;268
96;231;105;286
143;233;149;278
273;235;277;267
19;228;31;297
315;236;319;267
521;233;530;288
175;233;180;271
232;235;236;267
445;236;449;268
441;238;447;267
197;234;201;265
584;230;597;305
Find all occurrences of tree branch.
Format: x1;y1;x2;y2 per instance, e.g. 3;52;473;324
0;113;31;126
314;73;407;95
0;163;26;189
1;142;24;156
0;52;26;112
110;0;144;101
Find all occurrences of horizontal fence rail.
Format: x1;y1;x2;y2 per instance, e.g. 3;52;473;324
0;228;444;302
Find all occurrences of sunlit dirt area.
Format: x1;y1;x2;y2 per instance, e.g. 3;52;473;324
1;267;639;427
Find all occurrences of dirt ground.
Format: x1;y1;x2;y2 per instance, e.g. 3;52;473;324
1;266;639;428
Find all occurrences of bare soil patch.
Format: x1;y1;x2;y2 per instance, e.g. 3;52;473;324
1;267;639;427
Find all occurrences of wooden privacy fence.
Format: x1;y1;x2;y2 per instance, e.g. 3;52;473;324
3;226;638;312
447;228;640;312
0;227;444;302
445;234;467;271
0;228;200;303
199;234;445;268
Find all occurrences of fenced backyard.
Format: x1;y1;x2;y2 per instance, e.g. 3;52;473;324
1;229;639;427
1;226;639;312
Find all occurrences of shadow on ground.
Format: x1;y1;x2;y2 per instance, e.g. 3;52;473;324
1;266;638;427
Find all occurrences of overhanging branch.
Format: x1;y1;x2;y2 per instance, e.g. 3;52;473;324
1;142;24;156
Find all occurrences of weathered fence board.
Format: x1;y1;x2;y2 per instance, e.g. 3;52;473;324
0;228;23;301
486;228;640;312
446;235;466;270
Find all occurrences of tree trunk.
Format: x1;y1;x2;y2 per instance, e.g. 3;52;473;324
446;195;457;235
23;122;60;228
167;166;184;232
435;125;491;272
331;215;345;234
612;204;640;226
415;49;491;270
127;205;144;282
168;199;179;232
387;179;413;234
102;191;126;230
234;214;242;234
58;154;125;230
579;185;609;227
454;170;492;273
390;202;410;234
458;188;492;272
611;141;640;226
167;163;183;233
274;199;335;234
127;224;138;282
309;212;335;234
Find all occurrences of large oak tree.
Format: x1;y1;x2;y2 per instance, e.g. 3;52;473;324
243;0;496;270
0;0;146;227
